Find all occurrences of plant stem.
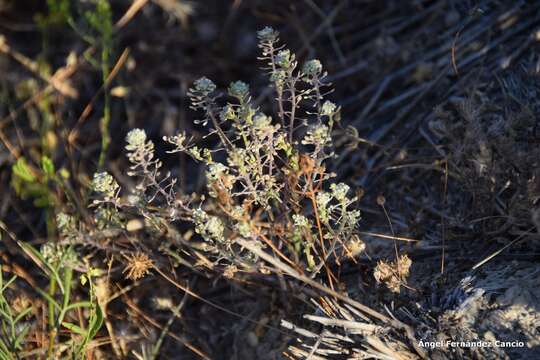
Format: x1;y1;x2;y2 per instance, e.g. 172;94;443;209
47;276;57;358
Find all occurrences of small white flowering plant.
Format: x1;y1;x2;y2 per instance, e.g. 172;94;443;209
88;27;365;281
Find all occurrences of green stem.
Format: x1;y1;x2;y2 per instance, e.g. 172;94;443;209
98;45;111;169
47;276;57;358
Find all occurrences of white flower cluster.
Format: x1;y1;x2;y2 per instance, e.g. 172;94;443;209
257;26;278;42
275;49;293;68
56;212;73;230
302;59;322;76
316;183;359;228
125;129;155;166
316;192;332;222
193;77;216;95
330;183;350;203
228;81;249;100
292;214;310;229
91;172;119;198
125;128;147;151
192;208;225;243
302;124;332;148
206;163;234;198
321;101;336;116
56;212;77;239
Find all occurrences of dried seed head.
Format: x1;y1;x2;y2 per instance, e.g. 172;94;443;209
396;254;412;279
373;261;391;283
123;252;153;280
11;295;31;315
223;264;238;279
373;260;400;293
373;254;412;294
345;235;366;257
